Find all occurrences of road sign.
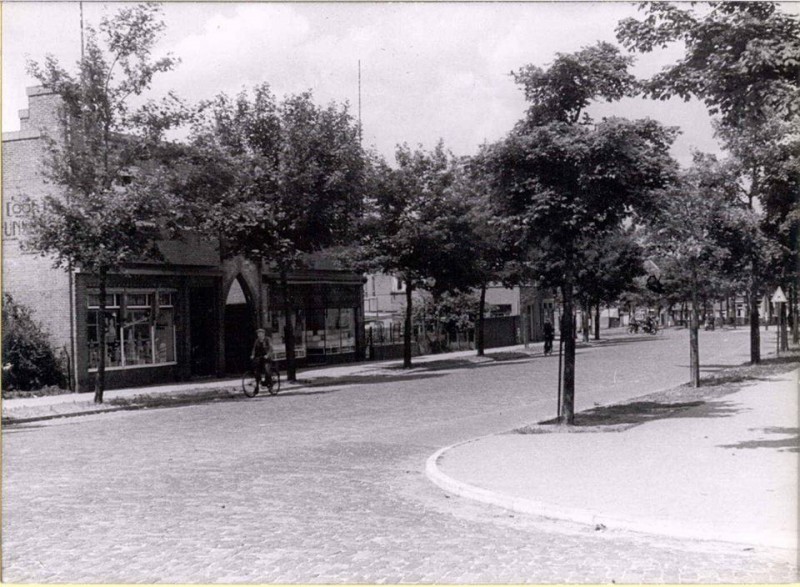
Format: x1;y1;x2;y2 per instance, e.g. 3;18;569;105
771;286;788;304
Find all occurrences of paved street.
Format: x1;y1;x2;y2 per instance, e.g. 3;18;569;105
3;327;796;583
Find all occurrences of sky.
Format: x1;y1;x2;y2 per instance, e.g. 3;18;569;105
2;1;781;167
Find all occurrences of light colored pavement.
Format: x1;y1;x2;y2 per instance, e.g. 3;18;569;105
3;327;798;583
429;368;799;551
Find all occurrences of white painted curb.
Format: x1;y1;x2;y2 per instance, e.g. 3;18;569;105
425;439;797;551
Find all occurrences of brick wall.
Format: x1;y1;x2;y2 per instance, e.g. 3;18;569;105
2;88;73;353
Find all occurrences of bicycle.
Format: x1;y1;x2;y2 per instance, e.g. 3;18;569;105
242;363;281;398
642;317;659;335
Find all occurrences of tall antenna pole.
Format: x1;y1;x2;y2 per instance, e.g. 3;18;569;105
80;1;85;60
358;59;362;146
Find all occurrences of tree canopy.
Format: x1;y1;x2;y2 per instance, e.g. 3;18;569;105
360;142;477;367
485;42;678;424
181;84;367;380
617;2;800;128
24;3;184;402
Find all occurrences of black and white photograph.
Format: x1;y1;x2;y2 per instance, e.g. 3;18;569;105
2;1;798;583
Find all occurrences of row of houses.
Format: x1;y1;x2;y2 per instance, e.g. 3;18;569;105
4;86;553;392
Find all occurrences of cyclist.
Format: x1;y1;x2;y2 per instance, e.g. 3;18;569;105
543;320;555;356
250;327;274;388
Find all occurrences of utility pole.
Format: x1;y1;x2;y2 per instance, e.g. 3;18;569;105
358;60;362;146
80;1;85;59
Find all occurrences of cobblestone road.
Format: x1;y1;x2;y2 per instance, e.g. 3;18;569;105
3;328;797;583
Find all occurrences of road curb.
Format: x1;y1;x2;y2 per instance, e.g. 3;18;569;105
1;382;310;425
425;438;796;551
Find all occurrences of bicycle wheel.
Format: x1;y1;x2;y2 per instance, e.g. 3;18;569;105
267;366;281;395
242;370;259;398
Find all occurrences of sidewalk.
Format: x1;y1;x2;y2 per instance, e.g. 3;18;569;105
1;343;536;424
428;368;799;550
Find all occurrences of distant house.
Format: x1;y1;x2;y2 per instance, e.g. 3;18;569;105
363;273;550;351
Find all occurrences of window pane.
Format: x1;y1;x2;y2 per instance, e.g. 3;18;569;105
306;308;325;333
87;309;122;368
127;293;150;307
158;292;174;307
154;308;175;363
269;309;307;359
123;309;153;365
340;308;356;352
87;293;119;308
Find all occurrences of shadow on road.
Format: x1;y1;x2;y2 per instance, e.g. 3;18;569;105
719;427;799;453
298;372;447;388
537;398;741;429
2;423;49;433
579;335;667;348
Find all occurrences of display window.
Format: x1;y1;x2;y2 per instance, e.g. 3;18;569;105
305;307;356;355
88;290;176;370
268;308;307;360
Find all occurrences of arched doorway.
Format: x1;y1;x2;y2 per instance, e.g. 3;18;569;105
224;276;255;374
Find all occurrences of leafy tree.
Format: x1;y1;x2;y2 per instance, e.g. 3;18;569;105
24;4;183;403
412;290;486;353
361;142;478;368
617;1;800;362
486;42;678;424
2;294;66;391
575;227;645;341
715;117;800;348
644;154;754;386
461;151;528;355
183;84;366;381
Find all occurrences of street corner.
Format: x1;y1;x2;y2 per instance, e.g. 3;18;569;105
424;377;799;552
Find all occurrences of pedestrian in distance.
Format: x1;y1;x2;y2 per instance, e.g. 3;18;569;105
250;327;274;386
543;320;555;356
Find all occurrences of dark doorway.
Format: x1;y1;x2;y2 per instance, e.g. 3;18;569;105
189;287;217;377
224;278;255;374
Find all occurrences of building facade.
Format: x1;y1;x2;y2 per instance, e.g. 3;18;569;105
363;272;549;350
3;87;366;392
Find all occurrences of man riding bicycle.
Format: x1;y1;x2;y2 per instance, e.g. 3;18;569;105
250;327;274;388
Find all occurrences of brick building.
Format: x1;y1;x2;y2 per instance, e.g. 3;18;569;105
3;87;366;391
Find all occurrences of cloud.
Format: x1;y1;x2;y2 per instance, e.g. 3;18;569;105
4;2;724;167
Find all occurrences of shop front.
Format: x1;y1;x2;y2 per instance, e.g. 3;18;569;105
265;273;366;365
75;270;224;392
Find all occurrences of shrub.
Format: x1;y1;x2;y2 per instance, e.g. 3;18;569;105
2;293;66;391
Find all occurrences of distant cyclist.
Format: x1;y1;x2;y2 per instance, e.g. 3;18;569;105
250;327;274;387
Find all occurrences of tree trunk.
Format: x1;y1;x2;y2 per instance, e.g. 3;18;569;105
766;297;773;331
594;303;601;340
403;283;414;368
94;271;107;404
690;269;700;388
560;256;576;425
725;296;731;328
780;301;789;352
749;270;761;364
792;283;799;344
280;270;297;382
747;172;761;362
476;282;486;356
581;301;590;343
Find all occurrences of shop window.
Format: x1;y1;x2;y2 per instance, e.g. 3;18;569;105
268;308;307;360
491;304;513;317
88;290;176;370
